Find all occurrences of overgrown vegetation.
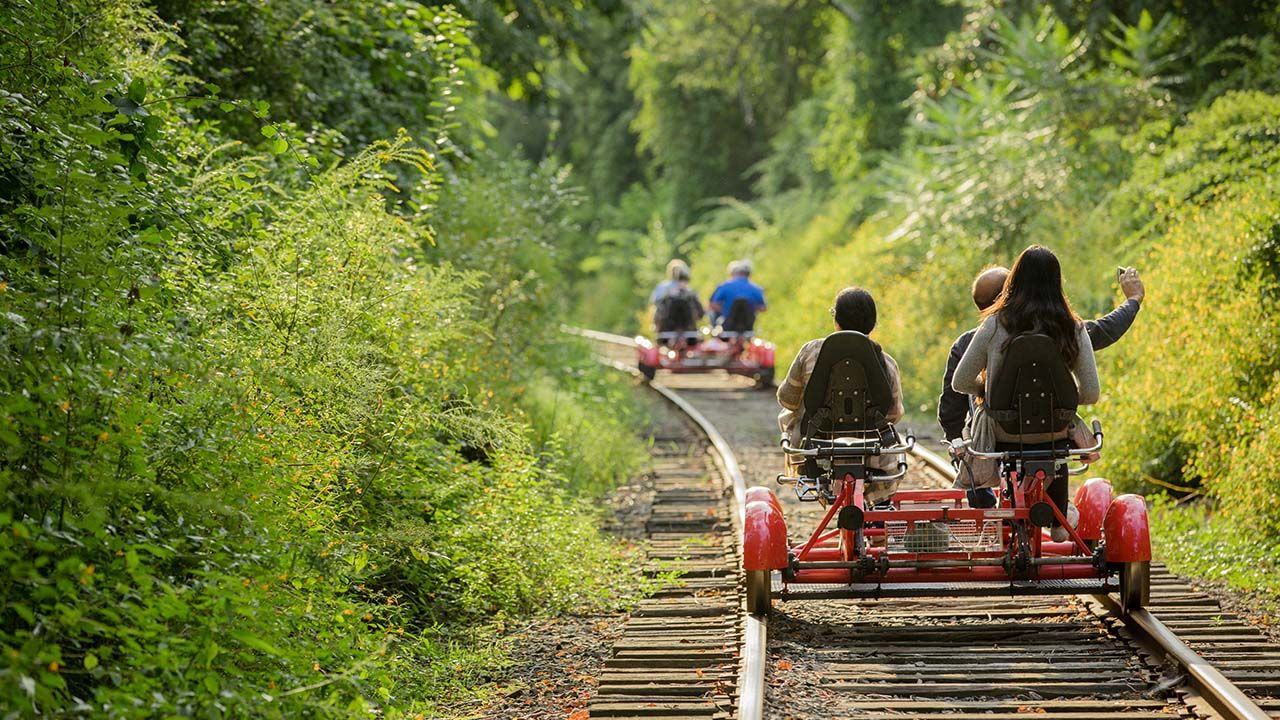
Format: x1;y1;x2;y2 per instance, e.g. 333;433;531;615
1;1;648;715
8;0;1280;713
493;3;1280;586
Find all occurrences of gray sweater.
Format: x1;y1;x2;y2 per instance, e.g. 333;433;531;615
952;316;1099;407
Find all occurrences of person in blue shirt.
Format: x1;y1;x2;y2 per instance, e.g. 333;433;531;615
709;259;767;332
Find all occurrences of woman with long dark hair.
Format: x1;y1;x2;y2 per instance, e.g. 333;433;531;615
951;245;1099;539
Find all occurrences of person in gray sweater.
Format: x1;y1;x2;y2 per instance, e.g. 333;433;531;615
951;245;1106;540
940;264;1144;508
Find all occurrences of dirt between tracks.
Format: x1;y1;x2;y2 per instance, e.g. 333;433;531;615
447;614;626;720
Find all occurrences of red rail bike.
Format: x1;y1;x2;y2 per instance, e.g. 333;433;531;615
742;331;1150;615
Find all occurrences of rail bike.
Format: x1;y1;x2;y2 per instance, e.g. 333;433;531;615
742;331;1150;616
636;328;776;387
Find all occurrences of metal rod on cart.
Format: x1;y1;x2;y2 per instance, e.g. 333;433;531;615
797;555;1093;570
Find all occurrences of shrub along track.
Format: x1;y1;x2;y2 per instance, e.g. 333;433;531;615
578;330;1280;719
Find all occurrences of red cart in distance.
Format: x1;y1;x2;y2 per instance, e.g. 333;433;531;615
637;329;776;388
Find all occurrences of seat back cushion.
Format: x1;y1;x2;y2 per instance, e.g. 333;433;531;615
987;333;1079;435
801;331;894;438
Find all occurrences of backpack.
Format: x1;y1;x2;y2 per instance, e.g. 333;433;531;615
656;287;699;331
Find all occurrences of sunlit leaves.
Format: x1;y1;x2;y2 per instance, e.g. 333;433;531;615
1;0;647;717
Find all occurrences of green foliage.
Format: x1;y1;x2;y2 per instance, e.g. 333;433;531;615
822;0;965;165
1118;91;1280;224
152;0;475;152
1103;189;1280;509
628;0;829;229
1;0;649;715
1149;498;1280;601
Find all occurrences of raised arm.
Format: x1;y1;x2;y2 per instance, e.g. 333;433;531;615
1085;266;1144;351
952;317;996;397
1085;298;1141;352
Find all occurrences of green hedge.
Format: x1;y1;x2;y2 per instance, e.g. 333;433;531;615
0;1;647;715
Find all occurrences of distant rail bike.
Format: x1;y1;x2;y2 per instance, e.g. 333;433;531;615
636;328;777;388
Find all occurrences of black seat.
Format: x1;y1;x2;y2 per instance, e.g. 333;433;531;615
721;298;756;333
987;333;1078;436
800;331;894;442
656;289;700;333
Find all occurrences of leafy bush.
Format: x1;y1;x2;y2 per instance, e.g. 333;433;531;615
1;0;648;716
1103;190;1280;510
1148;497;1280;598
1114;91;1280;232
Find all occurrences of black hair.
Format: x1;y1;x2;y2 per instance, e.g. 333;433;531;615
832;287;889;375
983;245;1082;363
833;287;877;334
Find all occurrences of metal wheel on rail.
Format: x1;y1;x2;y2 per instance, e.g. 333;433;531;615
638;362;656;381
1120;560;1150;612
745;569;772;617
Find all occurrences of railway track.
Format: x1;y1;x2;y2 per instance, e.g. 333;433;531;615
572;328;1280;720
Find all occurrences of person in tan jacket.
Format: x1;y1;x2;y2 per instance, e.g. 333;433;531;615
778;288;905;502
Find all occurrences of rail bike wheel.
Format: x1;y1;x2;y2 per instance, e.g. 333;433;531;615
1120;560;1150;612
638;362;657;381
754;368;775;389
745;569;772;617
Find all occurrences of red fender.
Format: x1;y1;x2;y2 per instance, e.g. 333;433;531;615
743;496;788;571
745;485;783;515
1103;494;1151;562
750;339;776;369
635;338;660;367
1072;477;1113;541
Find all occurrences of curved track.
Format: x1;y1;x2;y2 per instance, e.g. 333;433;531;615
573;328;1280;720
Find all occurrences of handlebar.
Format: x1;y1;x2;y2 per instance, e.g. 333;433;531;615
777;461;909;485
781;431;916;458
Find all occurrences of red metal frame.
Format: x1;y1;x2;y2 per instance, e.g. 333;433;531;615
783;466;1107;588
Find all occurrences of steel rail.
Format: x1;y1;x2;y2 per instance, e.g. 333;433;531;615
923;433;1271;720
567;326;765;720
1094;595;1271;720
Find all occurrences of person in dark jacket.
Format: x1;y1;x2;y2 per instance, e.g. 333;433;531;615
939;265;1145;507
